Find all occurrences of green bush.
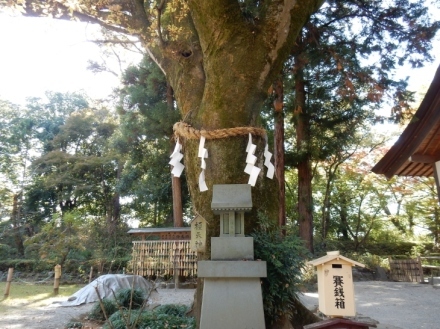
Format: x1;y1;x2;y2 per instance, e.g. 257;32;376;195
64;321;83;328
24;242;41;259
251;214;310;326
153;304;188;317
89;298;118;321
103;305;195;329
115;288;145;309
345;252;389;270
0;244;18;259
0;259;36;272
315;239;433;257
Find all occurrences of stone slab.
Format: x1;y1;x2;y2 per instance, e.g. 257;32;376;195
198;260;267;278
211;237;254;260
200;277;266;329
211;184;252;213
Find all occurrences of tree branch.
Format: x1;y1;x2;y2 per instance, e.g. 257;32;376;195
187;0;247;56
156;0;167;46
255;0;326;89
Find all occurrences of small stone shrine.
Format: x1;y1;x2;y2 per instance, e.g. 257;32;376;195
198;184;267;329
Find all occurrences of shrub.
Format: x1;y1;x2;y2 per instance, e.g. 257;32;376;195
103;305;195;329
64;321;83;329
153;304;188;317
89;298;118;321
0;259;36;272
251;214;310;326
115;288;146;309
345;252;389;270
0;244;18;259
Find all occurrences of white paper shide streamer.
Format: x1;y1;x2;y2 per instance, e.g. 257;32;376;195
264;144;275;179
198;136;208;192
169;138;184;177
244;133;261;186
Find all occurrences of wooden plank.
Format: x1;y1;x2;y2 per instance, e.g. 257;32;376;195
389;258;423;282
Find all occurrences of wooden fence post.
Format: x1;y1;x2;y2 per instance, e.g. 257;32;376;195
89;266;93;283
4;268;14;297
53;264;61;295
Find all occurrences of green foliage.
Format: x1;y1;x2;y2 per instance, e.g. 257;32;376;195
251;214;310;326
345;253;389;271
115;288;145;309
89;298;118;321
0;259;38;272
64;321;84;329
23;210;86;266
103;305;194;329
153;304;188;317
315;239;432;258
115;56;189;226
283;0;439;252
0;243;18;259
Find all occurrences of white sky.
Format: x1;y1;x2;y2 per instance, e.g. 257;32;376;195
0;14;142;104
0;12;439;105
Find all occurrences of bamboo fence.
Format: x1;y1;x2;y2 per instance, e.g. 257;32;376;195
131;240;197;278
388;257;424;282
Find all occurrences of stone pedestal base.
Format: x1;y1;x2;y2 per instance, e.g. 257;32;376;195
198;261;266;329
198;236;266;329
200;277;265;329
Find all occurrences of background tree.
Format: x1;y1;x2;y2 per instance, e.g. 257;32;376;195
114;56;189;227
283;0;439;252
0;94;86;254
29;107;122;234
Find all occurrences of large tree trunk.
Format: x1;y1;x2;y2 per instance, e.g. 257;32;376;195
11;193;24;256
273;77;286;230
106;161;122;235
294;61;314;254
157;3;322;326
167;82;184;227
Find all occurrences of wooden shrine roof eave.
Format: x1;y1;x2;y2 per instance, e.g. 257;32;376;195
128;227;191;235
371;64;440;178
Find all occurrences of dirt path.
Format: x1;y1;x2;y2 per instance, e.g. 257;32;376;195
0;296;95;329
0;289;195;329
300;281;440;329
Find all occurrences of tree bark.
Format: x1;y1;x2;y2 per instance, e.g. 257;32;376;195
172;176;184;227
294;61;314;253
167;82;184;227
273;77;286;230
11;193;24;256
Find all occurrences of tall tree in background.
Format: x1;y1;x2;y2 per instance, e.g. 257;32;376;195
0;93;86;254
115;56;188;226
285;0;439;252
22;92;90;225
29;107;121;234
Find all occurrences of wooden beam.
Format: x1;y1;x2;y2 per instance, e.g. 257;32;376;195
409;154;440;163
433;161;440;203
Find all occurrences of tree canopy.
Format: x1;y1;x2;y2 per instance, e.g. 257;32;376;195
1;1;440;326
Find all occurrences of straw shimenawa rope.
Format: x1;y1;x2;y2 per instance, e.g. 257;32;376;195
173;121;267;140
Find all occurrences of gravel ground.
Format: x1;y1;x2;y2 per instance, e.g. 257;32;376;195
1;281;438;328
0;288;195;329
300;281;440;329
